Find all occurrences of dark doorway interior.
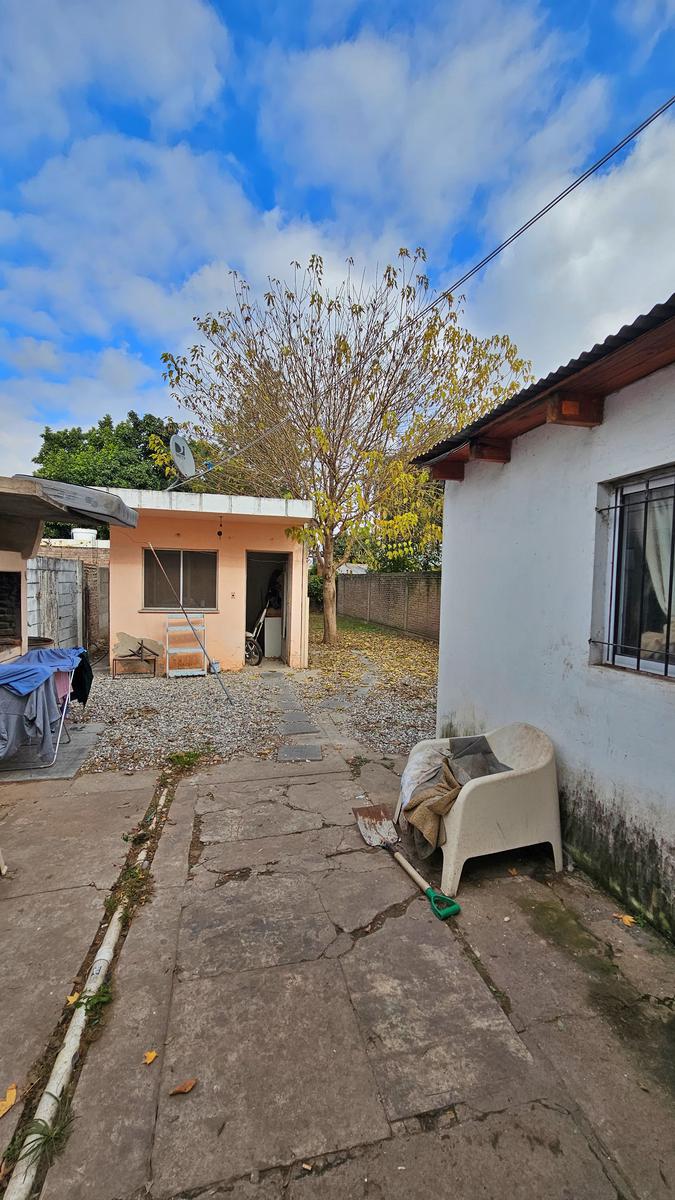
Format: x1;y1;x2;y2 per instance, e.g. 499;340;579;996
0;571;21;655
245;552;289;659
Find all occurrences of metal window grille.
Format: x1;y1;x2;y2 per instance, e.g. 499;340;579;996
600;472;675;676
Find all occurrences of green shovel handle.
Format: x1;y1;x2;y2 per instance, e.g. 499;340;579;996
425;886;461;921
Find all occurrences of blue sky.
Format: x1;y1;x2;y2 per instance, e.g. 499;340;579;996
1;0;675;472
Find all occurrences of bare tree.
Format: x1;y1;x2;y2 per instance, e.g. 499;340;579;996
163;251;530;644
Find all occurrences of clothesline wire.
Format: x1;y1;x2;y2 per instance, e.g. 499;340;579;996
166;89;675;491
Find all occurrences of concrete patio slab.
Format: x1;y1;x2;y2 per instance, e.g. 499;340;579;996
194;754;348;785
197;827;346;875
177;873;337;976
282;1104;620;1200
0;887;104;1156
200;799;323;843
193;782;292;815
6;715;675;1200
523;1009;675;1199
151;960;391;1194
285;779;369;827
0;784;153;896
0;767;157;1162
340;903;549;1123
277;745;323;763
311;856;417;932
42;886;185;1200
0;722;105;782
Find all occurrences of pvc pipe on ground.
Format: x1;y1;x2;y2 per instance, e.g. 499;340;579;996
5;906;125;1200
6;787;168;1199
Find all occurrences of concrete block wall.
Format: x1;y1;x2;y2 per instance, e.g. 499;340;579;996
337;572;440;641
82;564;110;647
27;556;83;648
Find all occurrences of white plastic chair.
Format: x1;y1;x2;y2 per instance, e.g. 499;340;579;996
394;723;563;896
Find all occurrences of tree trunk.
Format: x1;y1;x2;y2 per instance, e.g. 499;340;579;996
322;537;338;645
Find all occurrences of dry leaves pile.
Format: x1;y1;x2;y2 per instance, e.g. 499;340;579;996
306;615;437;695
299;615;438;755
0;1084;17;1120
613;912;637;927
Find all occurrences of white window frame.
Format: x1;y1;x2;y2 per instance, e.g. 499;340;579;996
606;470;675;677
142;548;218;612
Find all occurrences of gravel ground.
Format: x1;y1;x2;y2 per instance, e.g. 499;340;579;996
339;682;436;755
78;617;438;771
295;615;438;757
79;671;284;771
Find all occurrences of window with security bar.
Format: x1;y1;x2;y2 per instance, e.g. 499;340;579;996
606;472;675;675
143;549;217;610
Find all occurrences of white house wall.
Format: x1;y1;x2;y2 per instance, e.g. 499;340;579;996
437;361;675;934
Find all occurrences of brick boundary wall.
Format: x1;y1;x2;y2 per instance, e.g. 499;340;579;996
337;572;440;641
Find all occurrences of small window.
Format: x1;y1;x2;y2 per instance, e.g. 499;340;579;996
143;549;217;610
606;472;675;674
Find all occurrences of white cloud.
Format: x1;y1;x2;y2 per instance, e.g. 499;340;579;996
468;117;675;373
258;1;599;236
0;346;170;474
616;0;675;59
0;132;393;351
0;133;386;472
0;0;229;152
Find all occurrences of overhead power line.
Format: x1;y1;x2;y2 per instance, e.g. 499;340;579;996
383;89;675;351
170;90;675;489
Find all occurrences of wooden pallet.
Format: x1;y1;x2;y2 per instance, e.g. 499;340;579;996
165;612;207;677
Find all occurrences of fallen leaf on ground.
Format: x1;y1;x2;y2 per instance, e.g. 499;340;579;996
612;913;636;927
169;1078;197;1095
507;868;518;876
0;1084;17;1120
143;1050;158;1066
67;992;80;1005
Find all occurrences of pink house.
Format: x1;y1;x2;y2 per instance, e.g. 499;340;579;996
104;489;314;672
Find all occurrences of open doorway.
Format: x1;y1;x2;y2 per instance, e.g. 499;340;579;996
245;552;291;662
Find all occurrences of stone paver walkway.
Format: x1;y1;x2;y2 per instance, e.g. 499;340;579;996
34;702;675;1200
0;769;157;1158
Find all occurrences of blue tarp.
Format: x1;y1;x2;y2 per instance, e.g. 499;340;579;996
0;647;85;696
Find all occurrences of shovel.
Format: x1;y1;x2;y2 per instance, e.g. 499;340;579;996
353;804;460;921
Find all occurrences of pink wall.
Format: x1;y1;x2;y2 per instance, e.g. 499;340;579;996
109;511;308;671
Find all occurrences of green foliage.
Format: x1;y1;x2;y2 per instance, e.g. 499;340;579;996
73;982;113;1027
6;1092;75;1170
167;748;206;769
33;412;180;534
34;411;180;488
308;570;324;609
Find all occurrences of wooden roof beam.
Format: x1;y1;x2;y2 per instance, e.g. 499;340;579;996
469;438;511;463
430;459;465;481
546;393;604;428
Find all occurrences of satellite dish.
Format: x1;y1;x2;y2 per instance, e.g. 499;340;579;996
169;434;196;479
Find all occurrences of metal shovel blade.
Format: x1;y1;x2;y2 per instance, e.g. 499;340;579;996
353;804;399;849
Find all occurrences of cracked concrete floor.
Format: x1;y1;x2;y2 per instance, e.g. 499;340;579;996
8;720;675;1200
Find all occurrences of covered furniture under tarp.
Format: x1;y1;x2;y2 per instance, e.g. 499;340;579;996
0;476;137;558
394;723;562;895
0;646;91;767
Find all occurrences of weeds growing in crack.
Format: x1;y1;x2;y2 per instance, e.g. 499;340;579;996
347;754;368;777
73;981;113;1029
167;748;209;770
3;1092;75;1172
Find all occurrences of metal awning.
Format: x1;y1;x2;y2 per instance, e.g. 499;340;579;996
0;476;137;556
